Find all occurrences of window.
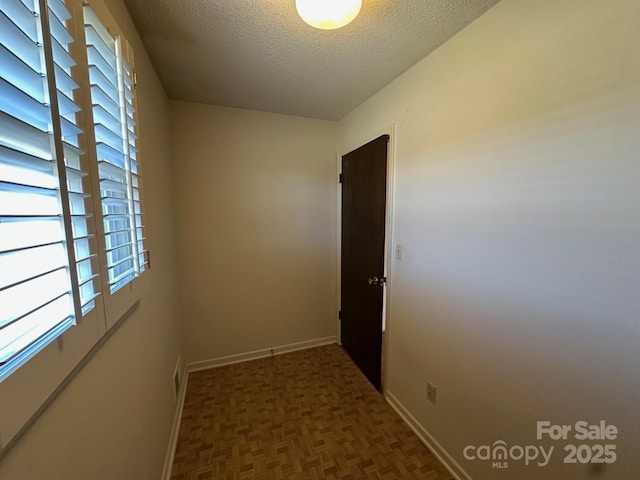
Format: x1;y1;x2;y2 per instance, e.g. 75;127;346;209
0;0;148;383
84;5;147;295
0;0;148;452
0;0;97;381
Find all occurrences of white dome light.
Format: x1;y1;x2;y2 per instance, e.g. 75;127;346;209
295;0;362;30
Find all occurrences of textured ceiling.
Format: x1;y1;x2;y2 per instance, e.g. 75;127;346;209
122;0;501;120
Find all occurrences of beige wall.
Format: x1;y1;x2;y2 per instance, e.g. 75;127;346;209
0;0;182;479
170;102;338;364
340;0;640;479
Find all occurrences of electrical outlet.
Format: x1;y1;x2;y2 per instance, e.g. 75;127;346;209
427;382;437;404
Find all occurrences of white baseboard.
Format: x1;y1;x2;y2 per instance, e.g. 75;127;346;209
186;336;337;373
160;362;188;480
385;390;472;480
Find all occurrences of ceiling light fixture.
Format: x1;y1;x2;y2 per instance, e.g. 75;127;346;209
295;0;362;30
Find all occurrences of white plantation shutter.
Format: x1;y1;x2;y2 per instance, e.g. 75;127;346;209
0;0;97;380
49;0;99;314
85;6;146;294
122;57;147;275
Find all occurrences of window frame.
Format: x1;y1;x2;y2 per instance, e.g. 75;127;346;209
0;0;148;455
0;0;98;379
81;0;148;328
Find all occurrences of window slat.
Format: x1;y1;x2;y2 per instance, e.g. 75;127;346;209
94;124;124;153
57;90;81;116
0;77;51;132
90;85;120;117
83;22;115;60
88;64;117;93
0;269;71;329
97;146;125;168
0;144;55;179
92;103;121;134
60;115;83;140
48;7;73;47
0;10;41;73
0;111;52;159
47;0;72;24
0;315;74;371
0;243;67;289
51;36;75;71
54;63;78;93
0;1;39;44
86;45;115;78
0;43;45;103
99;163;127;183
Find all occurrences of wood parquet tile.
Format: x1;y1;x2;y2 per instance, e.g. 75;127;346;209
170;344;454;480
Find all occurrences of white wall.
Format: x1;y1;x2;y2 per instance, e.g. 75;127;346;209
170;102;338;364
340;0;640;479
0;0;182;478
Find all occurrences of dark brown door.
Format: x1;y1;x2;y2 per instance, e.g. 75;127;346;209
340;135;388;391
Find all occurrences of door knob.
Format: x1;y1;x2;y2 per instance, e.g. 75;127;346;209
368;276;386;286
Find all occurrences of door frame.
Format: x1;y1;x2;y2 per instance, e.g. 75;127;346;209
336;124;397;391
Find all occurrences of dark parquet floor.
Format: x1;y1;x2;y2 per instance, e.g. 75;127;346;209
171;344;454;480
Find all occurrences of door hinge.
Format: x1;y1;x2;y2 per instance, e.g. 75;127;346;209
133;69;138;90
338;310;343;320
339;173;343;184
145;250;151;269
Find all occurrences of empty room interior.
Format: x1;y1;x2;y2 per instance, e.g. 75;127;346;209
0;0;638;479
